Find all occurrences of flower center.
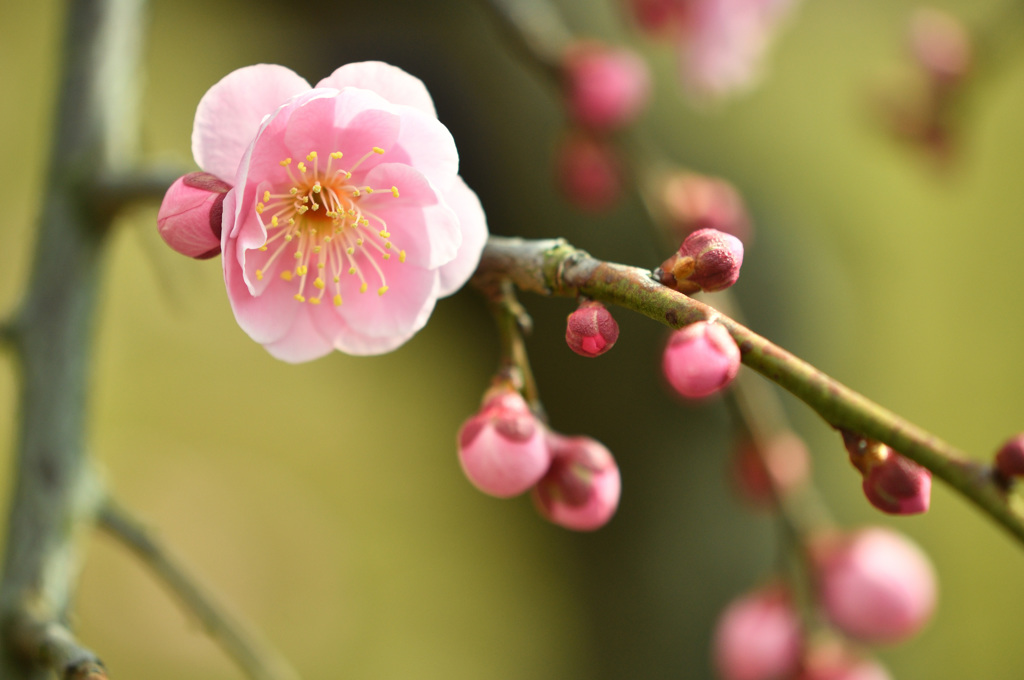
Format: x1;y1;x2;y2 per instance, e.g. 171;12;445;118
253;148;404;306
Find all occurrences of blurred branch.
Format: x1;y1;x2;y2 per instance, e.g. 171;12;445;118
478;236;1024;546
91;167;184;217
477;0;570;79
8;608;107;680
97;502;300;680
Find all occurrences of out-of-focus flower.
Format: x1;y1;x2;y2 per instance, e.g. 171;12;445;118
662;320;741;398
562;41;651;132
566;300;619;357
555;131;624;212
731;431;810;508
457;387;552;498
657;171;752;243
532;433;621;530
812;527;937;645
796;641;892;680
170;62;487;361
712;583;802;680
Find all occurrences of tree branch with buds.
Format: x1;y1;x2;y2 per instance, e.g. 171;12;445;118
475;236;1024;545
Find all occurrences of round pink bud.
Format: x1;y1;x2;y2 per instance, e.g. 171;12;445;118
712;584;802;680
566;300;620;357
532;433;621;531
660;172;752;243
862;454;931;515
555;132;623;212
731;432;810;508
625;0;686;35
678;227;745;293
796;643;892;680
994;433;1024;480
662;321;740;399
156;172;230;259
562;42;651;132
457;389;552;498
813;528;937;645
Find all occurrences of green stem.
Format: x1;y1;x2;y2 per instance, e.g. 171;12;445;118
478;236;1024;546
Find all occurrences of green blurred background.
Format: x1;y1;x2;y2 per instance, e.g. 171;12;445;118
3;0;1024;678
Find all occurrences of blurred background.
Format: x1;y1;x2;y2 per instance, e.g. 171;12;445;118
2;0;1024;678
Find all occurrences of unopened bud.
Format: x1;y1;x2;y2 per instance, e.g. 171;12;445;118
157;172;230;259
908;8;972;86
662;321;740;399
457;388;552;498
532;433;621;531
562;42;651;132
566;300;619;357
656;228;744;293
842;431;931;515
812;528;937;645
555;132;623;212
994;433;1024;481
712;583;802;680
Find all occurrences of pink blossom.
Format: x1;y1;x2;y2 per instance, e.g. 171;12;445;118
662;0;798;100
186;62;487;361
712;583;802;680
532;433;621;530
457;388;552;498
555;132;623;212
813;527;937;645
562;42;651;132
662;321;741;398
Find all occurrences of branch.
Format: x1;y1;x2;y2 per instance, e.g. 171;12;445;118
8;609;107;680
97;502;299;680
476;236;1024;546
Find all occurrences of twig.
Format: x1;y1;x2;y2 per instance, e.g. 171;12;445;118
91;167;184;217
8;609;107;680
478;236;1024;546
97;502;299;680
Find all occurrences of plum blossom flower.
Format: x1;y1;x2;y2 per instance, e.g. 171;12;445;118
184;62;487;361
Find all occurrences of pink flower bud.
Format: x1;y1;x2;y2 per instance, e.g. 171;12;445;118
813;528;937;645
532;433;621;531
660;172;752;243
625;0;687;36
457;389;552;498
662;321;740;399
566;300;619;357
712;584;802;680
157;172;230;259
731;431;810;508
842;432;930;515
796;642;892;680
679;228;745;292
994;433;1024;480
562;42;651;132
555;132;623;212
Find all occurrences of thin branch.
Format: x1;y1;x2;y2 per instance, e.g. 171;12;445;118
91;167;184;217
477;236;1024;546
8;610;107;680
97;501;299;680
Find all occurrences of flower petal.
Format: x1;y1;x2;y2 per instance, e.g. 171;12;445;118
193;64;311;180
388;106;460;191
224;248;302;345
437;176;488;297
360;163;461;270
263;305;335;363
336;261;441;344
316;61;437;117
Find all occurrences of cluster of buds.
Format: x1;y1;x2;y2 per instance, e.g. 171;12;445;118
555;40;650;211
713;527;936;680
656;227;745;294
457;385;621;530
842;431;931;515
